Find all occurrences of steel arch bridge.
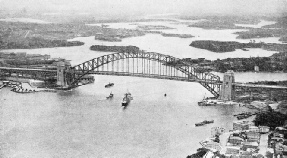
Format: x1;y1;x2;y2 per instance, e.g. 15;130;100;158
67;51;222;97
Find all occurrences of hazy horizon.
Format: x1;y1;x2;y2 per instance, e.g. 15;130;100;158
1;0;287;19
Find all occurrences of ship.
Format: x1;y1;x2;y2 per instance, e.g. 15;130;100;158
105;82;114;88
106;92;114;99
198;99;217;106
122;92;133;107
195;120;214;127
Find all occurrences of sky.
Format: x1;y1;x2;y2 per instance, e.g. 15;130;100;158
0;0;287;17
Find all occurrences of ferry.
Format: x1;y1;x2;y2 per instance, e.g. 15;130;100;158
122;92;133;107
106;92;114;99
105;82;114;88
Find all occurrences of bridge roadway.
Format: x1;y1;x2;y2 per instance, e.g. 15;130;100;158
1;67;287;90
0;67;222;84
88;71;222;84
0;67;56;74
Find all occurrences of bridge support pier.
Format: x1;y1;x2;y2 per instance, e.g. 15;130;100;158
219;70;235;101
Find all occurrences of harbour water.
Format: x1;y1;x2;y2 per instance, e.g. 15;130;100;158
0;19;286;158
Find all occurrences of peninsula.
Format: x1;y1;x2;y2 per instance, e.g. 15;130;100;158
189;40;287;52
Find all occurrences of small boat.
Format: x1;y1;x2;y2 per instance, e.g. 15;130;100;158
122;92;133;107
105;82;114;88
106;92;114;99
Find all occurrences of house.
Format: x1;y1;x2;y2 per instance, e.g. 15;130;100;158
245;131;260;143
228;136;244;146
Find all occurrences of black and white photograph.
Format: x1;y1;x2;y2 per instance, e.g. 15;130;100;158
1;0;287;157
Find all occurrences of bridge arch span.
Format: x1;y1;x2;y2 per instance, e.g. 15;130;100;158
67;51;221;97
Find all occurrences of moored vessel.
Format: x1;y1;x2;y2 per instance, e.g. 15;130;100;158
235;112;254;120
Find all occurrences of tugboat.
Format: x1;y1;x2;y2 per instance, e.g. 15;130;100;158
106;92;114;99
105;82;114;88
122;92;133;107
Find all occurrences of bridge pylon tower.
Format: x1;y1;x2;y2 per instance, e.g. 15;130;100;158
219;70;235;101
56;60;71;88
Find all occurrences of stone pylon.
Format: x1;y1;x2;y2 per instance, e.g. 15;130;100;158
56;60;71;87
219;70;235;101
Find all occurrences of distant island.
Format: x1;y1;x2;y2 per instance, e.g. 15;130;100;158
90;45;140;52
136;25;174;30
161;33;194;38
94;28;145;42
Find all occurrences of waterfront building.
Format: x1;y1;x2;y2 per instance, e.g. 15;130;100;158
233;121;253;131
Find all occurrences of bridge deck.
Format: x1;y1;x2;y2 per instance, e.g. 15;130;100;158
1;67;287;90
0;67;56;72
90;71;221;84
